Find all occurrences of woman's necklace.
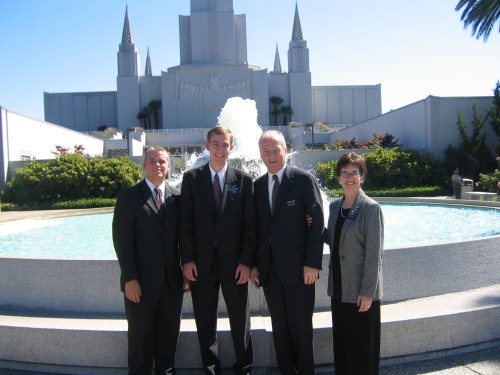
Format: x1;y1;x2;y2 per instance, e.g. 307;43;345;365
340;207;350;219
340;196;353;219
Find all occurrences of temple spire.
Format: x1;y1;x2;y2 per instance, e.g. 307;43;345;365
273;44;282;73
145;47;152;76
291;3;303;41
121;6;134;44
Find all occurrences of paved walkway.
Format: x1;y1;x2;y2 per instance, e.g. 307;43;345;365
0;344;499;375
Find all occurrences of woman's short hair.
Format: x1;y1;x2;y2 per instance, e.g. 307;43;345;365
335;152;367;178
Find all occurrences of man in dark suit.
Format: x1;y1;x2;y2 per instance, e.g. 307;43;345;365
113;146;188;375
251;130;324;374
180;125;256;375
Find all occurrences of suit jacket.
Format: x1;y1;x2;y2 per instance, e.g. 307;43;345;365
254;165;324;286
112;179;183;296
179;163;256;284
326;189;384;303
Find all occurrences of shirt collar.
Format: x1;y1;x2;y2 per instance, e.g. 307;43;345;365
209;163;228;180
145;178;166;195
267;165;286;184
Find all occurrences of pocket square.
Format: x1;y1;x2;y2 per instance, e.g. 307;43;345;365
286;199;297;208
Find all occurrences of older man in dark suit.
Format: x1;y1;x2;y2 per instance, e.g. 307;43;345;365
113;146;188;375
180;126;256;375
251;130;324;374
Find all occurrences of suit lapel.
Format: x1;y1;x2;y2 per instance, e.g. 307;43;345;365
140;179;159;214
201;163;218;219
273;166;293;217
221;166;237;214
339;193;364;245
139;179;165;224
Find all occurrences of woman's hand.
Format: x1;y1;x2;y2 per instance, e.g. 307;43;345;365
357;295;373;312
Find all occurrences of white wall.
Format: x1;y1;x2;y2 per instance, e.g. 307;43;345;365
329;96;496;160
312;84;382;125
0;107;103;190
44;91;118;132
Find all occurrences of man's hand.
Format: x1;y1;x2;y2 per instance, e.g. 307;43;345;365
183;277;191;293
303;266;319;285
125;279;142;303
235;264;250;285
250;267;260;289
183;261;198;282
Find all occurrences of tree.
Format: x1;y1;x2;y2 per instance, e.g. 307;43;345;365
270;96;284;126
443;104;495;179
281;105;293;125
455;0;500;41
147;100;162;130
380;133;402;149
487;81;500;154
136;108;151;129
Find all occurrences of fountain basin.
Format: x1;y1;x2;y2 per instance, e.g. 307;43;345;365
0;199;499;373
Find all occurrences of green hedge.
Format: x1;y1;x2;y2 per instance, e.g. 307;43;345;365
325;186;449;198
317;148;449;190
2;155;142;205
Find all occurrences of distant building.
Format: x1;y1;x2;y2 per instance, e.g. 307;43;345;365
44;1;381;132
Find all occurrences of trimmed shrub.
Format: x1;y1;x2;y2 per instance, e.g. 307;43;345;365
316;148;448;190
3;155;142;205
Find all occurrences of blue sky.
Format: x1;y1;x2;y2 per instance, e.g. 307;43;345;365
0;0;498;122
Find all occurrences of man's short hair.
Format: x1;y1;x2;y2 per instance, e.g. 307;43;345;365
207;125;234;145
259;130;286;149
144;146;170;163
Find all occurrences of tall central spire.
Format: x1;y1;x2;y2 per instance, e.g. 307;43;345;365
179;0;247;65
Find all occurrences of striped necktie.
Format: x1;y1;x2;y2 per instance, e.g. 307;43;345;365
154;187;163;209
213;173;222;212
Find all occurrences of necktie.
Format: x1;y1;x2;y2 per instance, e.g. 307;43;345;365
213;173;222;212
154;187;163;209
272;174;279;213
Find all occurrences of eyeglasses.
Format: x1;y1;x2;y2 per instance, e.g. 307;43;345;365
340;171;362;178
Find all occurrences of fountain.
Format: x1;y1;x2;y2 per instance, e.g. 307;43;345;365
0;98;499;373
186;97;265;179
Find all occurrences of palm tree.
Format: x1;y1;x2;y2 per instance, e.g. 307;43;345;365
136;108;151;129
281;105;293;126
147;100;162;130
270;96;284;126
455;0;500;41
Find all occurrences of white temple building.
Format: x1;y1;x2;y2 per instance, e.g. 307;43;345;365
44;1;382;132
1;1;496;191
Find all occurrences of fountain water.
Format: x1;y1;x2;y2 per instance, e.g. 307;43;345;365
186;97;265;179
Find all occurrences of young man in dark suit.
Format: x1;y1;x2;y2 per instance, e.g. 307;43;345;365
251;130;324;374
180;125;256;375
113;146;188;375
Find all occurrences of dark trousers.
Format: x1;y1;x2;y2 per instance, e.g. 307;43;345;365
124;278;183;375
190;258;253;375
263;263;315;375
331;298;381;375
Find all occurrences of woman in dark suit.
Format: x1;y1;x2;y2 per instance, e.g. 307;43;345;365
325;152;384;375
